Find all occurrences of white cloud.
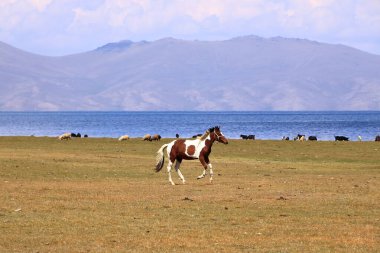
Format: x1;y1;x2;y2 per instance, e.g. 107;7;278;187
308;0;335;8
0;0;380;55
29;0;52;12
355;1;380;35
0;0;18;8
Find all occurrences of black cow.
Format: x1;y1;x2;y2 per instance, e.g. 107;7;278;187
308;136;317;141
240;134;255;140
240;134;248;140
375;135;380;141
335;136;349;141
84;134;88;138
175;133;180;138
70;132;82;138
247;135;255;140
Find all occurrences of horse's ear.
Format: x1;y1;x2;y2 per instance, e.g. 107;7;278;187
209;127;215;132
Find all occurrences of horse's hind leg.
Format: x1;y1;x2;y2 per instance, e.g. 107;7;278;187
167;159;175;185
175;159;186;184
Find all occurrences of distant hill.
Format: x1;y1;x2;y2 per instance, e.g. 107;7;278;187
1;36;380;110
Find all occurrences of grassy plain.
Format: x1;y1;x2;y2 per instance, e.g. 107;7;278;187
0;136;379;252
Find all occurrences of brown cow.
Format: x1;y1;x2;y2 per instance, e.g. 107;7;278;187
151;134;161;141
143;134;151;141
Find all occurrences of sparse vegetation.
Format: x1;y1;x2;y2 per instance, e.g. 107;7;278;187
1;137;379;252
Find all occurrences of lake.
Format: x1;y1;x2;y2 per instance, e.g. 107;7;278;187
0;111;379;140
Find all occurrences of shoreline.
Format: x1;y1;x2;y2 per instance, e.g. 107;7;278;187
1;135;378;141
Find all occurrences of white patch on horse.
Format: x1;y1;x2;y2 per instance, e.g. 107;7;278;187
184;136;210;158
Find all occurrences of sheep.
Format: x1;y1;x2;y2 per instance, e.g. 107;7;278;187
143;134;152;141
118;135;130;141
58;133;71;140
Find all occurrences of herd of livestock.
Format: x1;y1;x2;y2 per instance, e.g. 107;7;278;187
242;134;380;141
58;132;380;142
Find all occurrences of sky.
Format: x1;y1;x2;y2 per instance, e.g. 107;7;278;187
0;0;379;56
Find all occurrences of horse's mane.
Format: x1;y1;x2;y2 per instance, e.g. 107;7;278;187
198;130;210;141
197;126;218;141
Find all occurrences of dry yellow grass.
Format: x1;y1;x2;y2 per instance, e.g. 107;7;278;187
0;137;379;252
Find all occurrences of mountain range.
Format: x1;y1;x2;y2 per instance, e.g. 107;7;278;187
1;35;380;111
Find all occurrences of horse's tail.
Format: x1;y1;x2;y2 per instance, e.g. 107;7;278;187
155;143;168;172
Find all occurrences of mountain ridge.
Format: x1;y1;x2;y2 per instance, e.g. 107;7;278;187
1;35;379;111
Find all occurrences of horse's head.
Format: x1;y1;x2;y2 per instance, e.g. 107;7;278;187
210;126;228;144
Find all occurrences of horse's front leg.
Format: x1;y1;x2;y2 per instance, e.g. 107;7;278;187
207;163;214;183
197;156;208;180
205;156;214;183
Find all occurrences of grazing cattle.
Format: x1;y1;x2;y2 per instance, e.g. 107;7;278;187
76;133;81;138
375;135;380;141
143;134;152;141
308;136;317;141
282;136;290;140
155;126;228;185
175;133;180;138
335;136;349;141
240;134;248;140
71;133;77;137
240;134;255;140
151;134;161;141
295;134;305;141
118;135;129;141
84;134;88;138
58;133;71;140
247;135;255;140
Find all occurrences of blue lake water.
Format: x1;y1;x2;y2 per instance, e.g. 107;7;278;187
0;111;379;141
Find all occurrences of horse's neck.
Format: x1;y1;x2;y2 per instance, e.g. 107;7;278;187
196;134;214;149
204;134;216;148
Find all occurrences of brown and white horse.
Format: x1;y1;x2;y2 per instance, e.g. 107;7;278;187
155;126;228;185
